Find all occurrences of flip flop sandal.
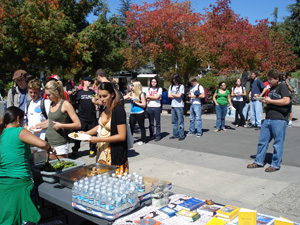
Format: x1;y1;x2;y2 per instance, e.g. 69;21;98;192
247;163;263;168
265;166;279;172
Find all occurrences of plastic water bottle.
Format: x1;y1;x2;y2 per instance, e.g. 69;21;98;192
77;183;84;203
106;192;115;211
113;189;121;208
88;187;95;205
127;186;138;205
94;188;101;210
127;174;132;182
119;186;127;205
82;185;89;205
99;190;107;209
72;182;79;202
137;176;145;192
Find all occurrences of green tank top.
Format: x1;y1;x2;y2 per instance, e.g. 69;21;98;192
46;100;70;146
0;127;31;178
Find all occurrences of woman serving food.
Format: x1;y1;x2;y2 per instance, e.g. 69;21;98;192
0;106;53;225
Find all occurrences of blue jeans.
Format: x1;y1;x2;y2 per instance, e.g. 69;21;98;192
147;107;161;138
189;104;202;135
250;100;263;127
171;107;185;138
254;119;287;169
215;105;227;130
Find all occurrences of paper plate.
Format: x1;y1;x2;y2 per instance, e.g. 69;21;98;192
68;133;91;141
29;128;42;133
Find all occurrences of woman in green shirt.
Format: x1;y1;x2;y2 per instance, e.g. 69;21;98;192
0;106;53;225
213;82;233;132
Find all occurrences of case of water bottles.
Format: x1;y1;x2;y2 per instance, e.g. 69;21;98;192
71;172;146;221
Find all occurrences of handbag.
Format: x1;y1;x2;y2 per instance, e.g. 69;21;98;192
126;124;134;149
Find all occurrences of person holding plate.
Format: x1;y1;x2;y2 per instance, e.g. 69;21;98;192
85;82;128;176
36;80;81;159
24;79;51;164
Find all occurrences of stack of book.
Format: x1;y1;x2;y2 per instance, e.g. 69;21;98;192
197;204;223;216
215;205;240;221
176;209;201;222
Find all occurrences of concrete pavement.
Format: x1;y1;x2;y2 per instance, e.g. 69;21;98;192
73;104;300;222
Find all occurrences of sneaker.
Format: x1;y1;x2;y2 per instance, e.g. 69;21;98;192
137;141;145;146
196;134;202;137
186;133;194;136
255;127;261;130
169;136;178;139
89;151;96;158
178;137;185;141
155;137;161;142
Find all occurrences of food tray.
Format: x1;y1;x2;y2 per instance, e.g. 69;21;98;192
31;158;85;183
56;163;117;188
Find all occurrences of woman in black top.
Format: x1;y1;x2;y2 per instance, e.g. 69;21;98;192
86;82;128;176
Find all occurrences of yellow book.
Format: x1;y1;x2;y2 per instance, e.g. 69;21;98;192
216;205;240;219
206;217;227;225
238;208;257;225
274;217;294;225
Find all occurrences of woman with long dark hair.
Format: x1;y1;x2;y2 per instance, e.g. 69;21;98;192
146;77;163;141
0;106;53;225
213;82;233;132
86;82;128;176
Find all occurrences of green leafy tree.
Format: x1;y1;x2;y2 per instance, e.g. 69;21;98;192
283;0;300;66
0;0;102;80
71;7;128;78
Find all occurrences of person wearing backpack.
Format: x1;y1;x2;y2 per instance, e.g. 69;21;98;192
146;77;163;141
168;74;185;140
187;77;205;137
231;78;247;128
249;70;265;130
124;81;147;145
7;70;31;112
24;79;51;164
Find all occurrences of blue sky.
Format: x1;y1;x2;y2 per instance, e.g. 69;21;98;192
88;0;295;25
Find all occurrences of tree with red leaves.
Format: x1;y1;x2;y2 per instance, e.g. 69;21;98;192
201;0;296;73
124;0;204;82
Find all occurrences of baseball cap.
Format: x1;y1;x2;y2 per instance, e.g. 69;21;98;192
12;70;27;80
48;74;60;81
83;77;92;81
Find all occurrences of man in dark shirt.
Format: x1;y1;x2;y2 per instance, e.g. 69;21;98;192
71;77;98;158
249;70;265;129
247;69;291;172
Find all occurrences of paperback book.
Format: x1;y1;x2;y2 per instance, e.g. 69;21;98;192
197;204;223;216
177;197;206;211
216;205;240;221
176;209;201;222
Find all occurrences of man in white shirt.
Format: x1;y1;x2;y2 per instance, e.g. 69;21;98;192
168;74;185;140
25;79;51;163
187;77;205;137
